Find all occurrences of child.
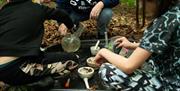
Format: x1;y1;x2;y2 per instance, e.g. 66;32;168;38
56;0;119;38
0;0;78;86
94;0;180;90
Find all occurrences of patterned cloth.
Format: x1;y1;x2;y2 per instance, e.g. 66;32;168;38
99;3;180;91
139;3;180;90
99;63;163;91
20;60;78;77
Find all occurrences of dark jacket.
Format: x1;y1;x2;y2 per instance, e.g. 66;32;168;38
0;0;74;57
56;0;119;14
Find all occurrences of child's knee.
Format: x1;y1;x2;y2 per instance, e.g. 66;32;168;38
99;8;113;19
98;63;111;77
99;63;111;71
102;9;113;16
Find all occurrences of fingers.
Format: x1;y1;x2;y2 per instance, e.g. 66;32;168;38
115;37;126;42
59;23;68;35
114;37;125;44
89;11;94;19
114;37;127;48
90;1;104;20
114;38;122;43
94;51;103;63
90;9;94;19
94;54;101;62
90;6;102;20
90;10;99;20
41;0;51;3
117;43;123;48
61;30;67;35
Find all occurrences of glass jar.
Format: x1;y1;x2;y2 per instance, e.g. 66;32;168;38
61;34;81;53
61;24;84;53
108;36;123;54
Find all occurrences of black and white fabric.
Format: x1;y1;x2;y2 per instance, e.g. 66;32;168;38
99;63;162;91
99;3;180;91
20;60;78;77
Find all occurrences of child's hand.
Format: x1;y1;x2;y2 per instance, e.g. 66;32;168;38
94;49;106;66
90;1;104;20
58;23;68;35
115;37;135;49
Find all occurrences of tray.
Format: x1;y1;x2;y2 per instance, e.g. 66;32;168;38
45;39;112;91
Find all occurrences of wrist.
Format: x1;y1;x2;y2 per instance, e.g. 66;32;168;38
130;42;139;49
98;48;106;56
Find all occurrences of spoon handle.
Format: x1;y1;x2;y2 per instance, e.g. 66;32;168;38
83;78;90;89
95;40;100;50
105;32;108;48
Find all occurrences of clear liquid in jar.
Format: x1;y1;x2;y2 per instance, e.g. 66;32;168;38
61;35;81;53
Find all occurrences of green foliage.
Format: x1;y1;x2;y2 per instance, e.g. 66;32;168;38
121;0;136;7
0;0;7;8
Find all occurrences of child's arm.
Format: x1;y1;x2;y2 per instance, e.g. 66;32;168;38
114;37;140;49
94;47;151;74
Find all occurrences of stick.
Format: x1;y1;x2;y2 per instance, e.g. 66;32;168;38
105;32;108;47
95;40;100;50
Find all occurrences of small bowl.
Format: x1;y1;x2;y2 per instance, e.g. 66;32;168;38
78;67;94;79
90;46;100;55
86;57;99;69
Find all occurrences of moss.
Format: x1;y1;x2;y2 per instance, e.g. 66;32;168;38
121;0;136;7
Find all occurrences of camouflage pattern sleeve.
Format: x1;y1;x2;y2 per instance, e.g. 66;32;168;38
139;7;179;54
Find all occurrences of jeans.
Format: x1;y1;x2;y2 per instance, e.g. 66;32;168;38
58;6;113;36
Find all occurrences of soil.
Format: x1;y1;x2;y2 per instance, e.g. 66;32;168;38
42;3;148;47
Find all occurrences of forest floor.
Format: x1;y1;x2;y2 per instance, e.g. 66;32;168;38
0;3;150;91
42;3;149;46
